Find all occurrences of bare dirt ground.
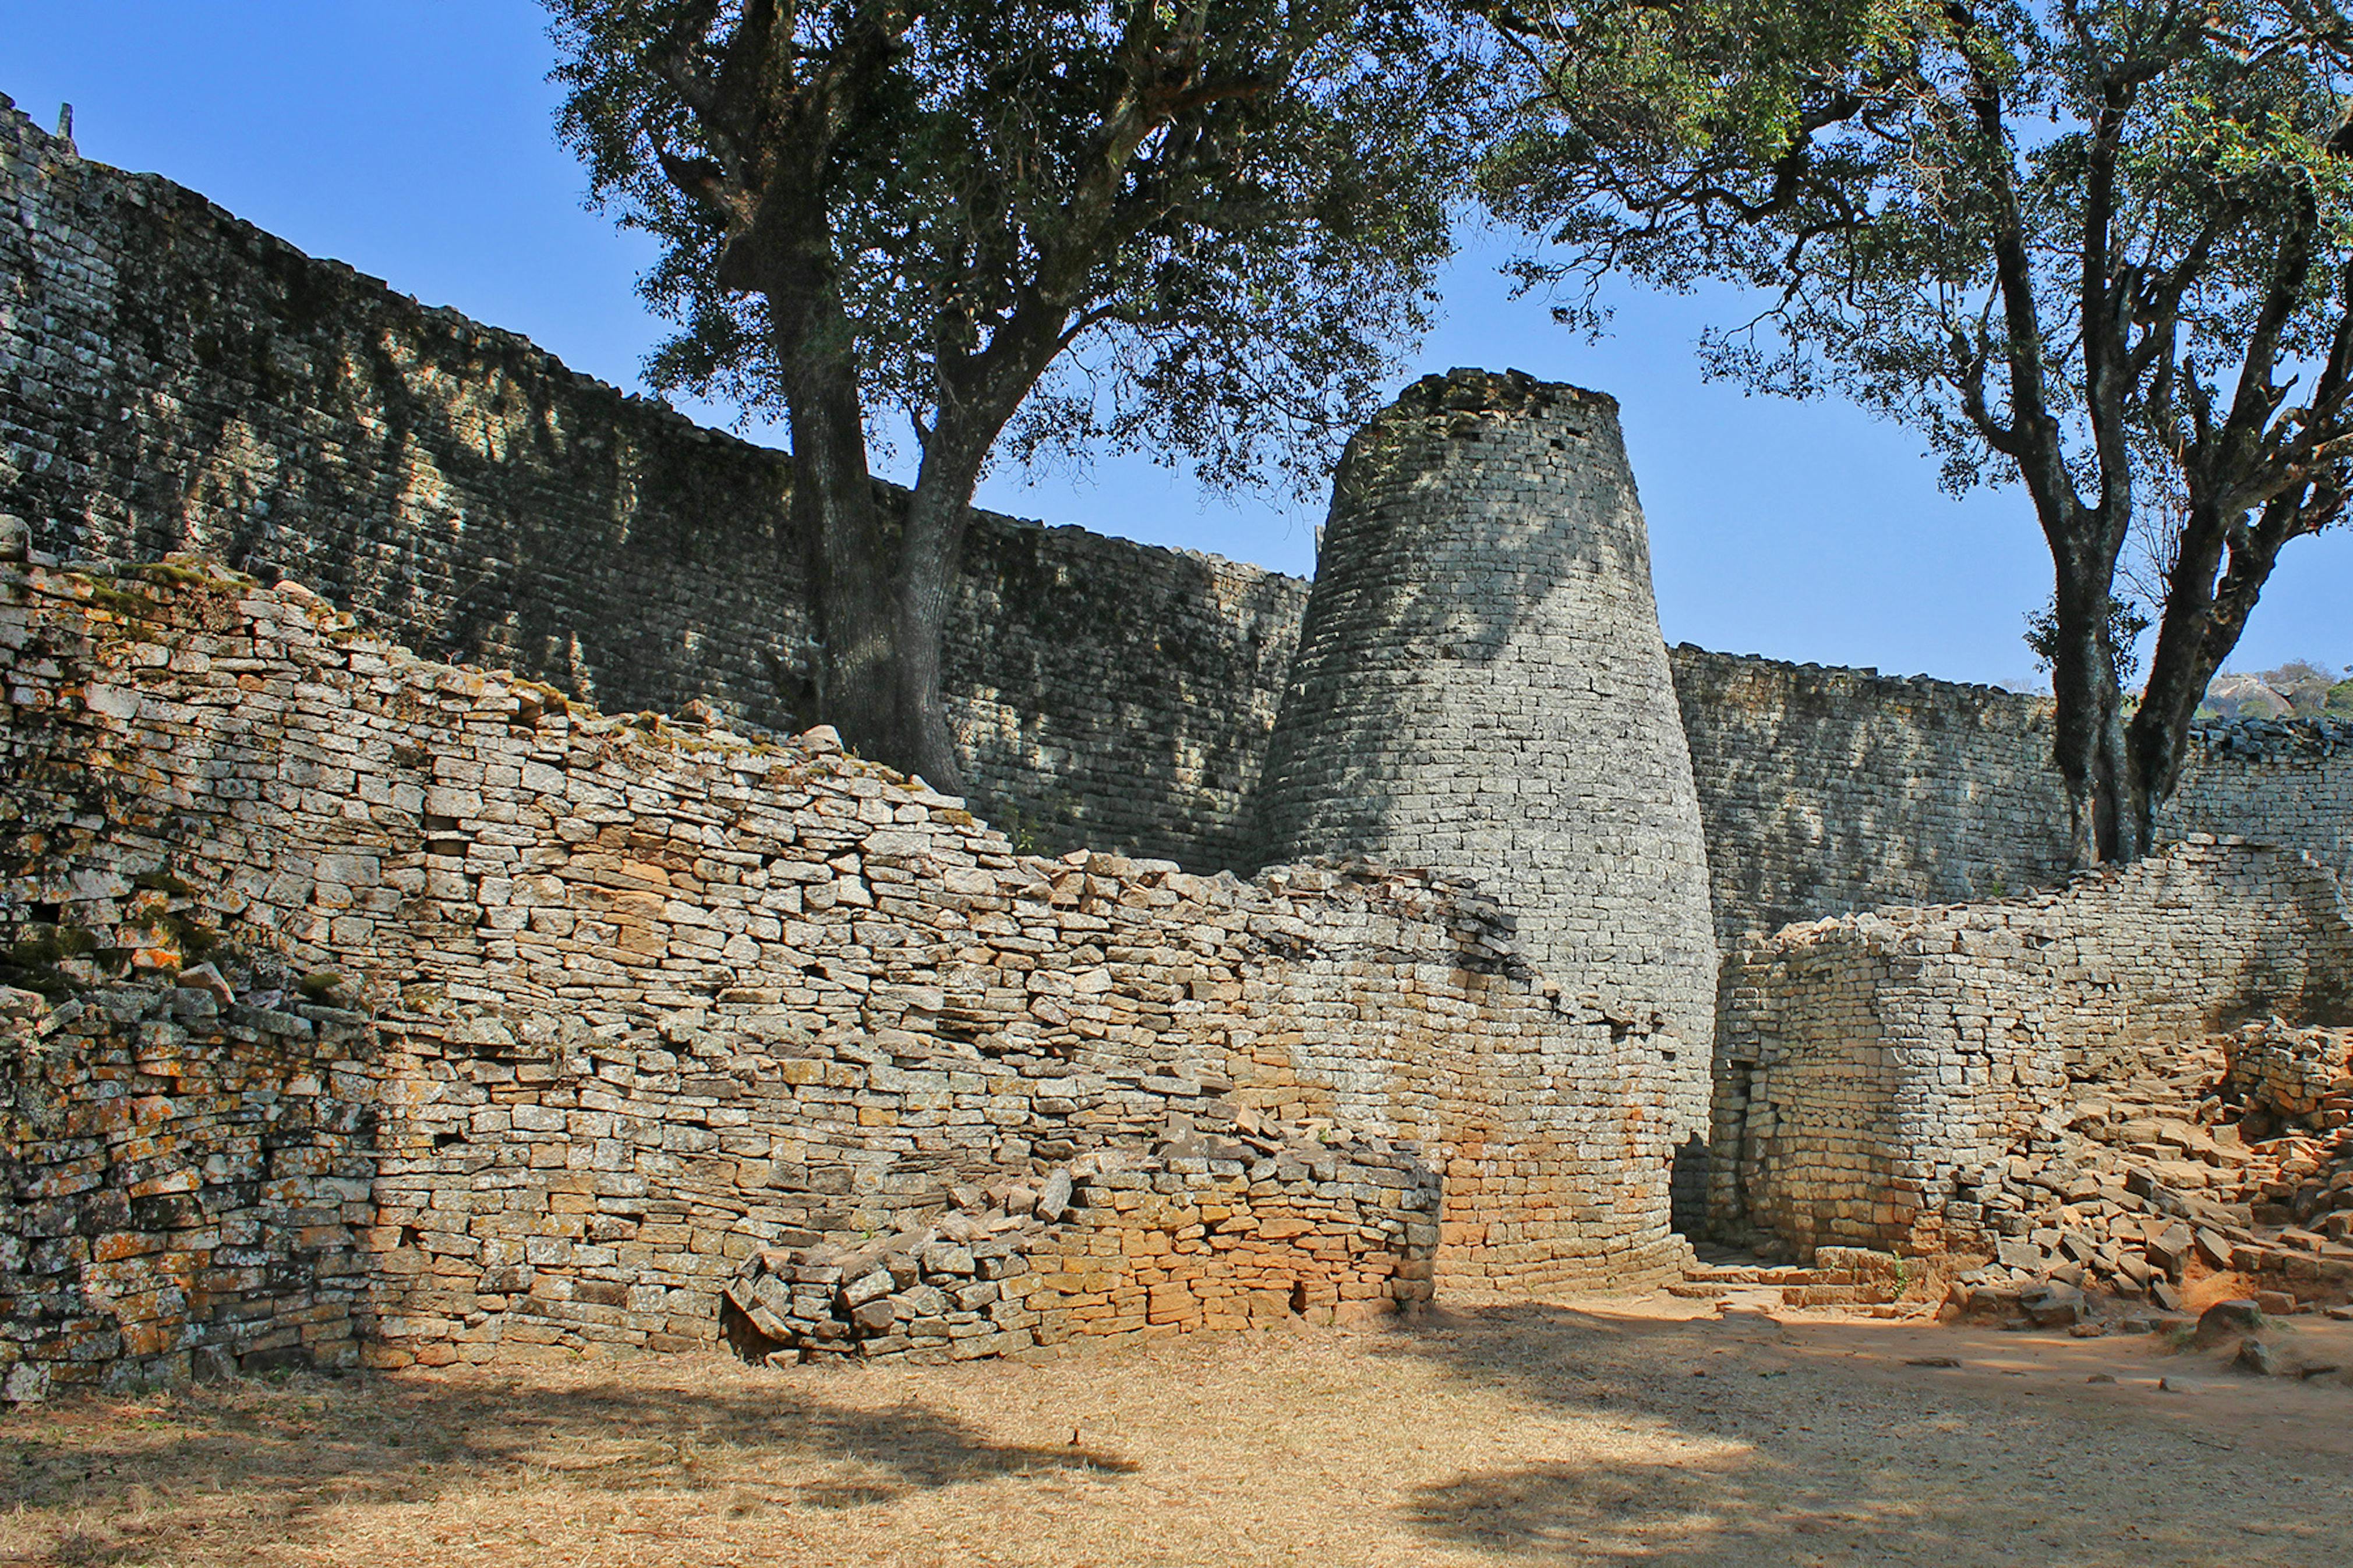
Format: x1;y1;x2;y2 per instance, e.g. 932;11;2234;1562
8;1298;2353;1568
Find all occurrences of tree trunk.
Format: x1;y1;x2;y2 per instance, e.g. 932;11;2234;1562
758;266;926;772
892;437;991;798
2124;498;2294;856
890;321;1075;798
2044;546;2128;867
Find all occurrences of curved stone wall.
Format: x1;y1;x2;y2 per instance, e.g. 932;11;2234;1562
1711;840;2353;1257
1254;368;1720;1251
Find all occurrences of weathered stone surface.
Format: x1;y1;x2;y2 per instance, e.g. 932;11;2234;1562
1671;654;2353;940
2195;1300;2266;1348
0;555;1668;1388
0;96;1295;875
1255;370;1718;1258
2020;1282;2086;1328
1711;847;2353;1258
727;1135;1438;1362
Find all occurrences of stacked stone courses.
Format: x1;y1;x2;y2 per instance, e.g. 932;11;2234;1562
1711;841;2353;1258
1673;649;2353;939
4;94;2345;929
0;546;1684;1386
1256;370;1720;1246
0;97;1295;872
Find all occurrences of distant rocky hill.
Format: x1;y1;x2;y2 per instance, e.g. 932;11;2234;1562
2202;661;2353;721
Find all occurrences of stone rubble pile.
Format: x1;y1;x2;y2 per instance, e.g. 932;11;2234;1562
1712;845;2353;1261
726;1167;1080;1362
2222;1020;2353;1128
1945;1021;2353;1326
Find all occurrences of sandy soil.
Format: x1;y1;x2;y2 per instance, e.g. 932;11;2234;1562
6;1299;2352;1568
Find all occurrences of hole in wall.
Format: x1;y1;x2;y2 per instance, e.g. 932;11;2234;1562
1670;1135;1711;1236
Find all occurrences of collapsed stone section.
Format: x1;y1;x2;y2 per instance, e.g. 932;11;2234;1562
1256;368;1719;1250
0;545;1673;1388
1920;1019;2353;1327
1712;841;2353;1265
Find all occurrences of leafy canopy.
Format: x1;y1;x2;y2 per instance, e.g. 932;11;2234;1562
1484;0;2353;512
549;0;1497;497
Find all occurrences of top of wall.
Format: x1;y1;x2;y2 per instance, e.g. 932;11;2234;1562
1733;835;2353;962
0;90;1308;872
0;92;1287;594
1680;640;2353;758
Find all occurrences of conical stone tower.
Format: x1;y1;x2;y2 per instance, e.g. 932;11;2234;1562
1255;369;1718;1288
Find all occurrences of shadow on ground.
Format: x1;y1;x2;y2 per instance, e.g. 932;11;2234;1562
3;1369;1133;1565
12;1305;2353;1567
1383;1298;2353;1565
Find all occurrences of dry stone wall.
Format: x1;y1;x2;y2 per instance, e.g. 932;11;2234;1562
1671;649;2353;940
0;95;1296;872
1255;370;1720;1227
1711;841;2353;1259
1668;649;2072;938
2166;720;2353;893
2;93;2347;932
0;981;384;1399
0;544;1681;1389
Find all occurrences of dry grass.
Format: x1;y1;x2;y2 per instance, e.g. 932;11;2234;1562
6;1300;2353;1567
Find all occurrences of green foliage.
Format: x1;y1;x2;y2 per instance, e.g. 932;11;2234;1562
1485;0;2353;500
1483;0;2353;851
545;0;1498;498
2023;594;2151;688
2329;678;2353;715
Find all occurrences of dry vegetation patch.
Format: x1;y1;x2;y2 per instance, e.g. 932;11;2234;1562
5;1302;2352;1567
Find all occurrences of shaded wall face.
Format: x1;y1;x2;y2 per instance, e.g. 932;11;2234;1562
1670;650;2073;940
2166;734;2353;893
1672;649;2353;941
0;100;1299;875
1712;843;2353;1256
0;556;1691;1388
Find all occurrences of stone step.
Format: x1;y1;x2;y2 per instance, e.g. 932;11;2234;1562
1681;1263;1816;1286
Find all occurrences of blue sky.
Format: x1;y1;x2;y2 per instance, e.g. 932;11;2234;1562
5;1;2345;688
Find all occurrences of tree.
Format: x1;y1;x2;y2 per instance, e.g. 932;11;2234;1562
1479;0;2353;863
545;0;1490;792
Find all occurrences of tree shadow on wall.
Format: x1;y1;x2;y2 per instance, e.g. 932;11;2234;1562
2209;852;2353;1028
942;515;1312;872
16;182;812;733
1;1361;1135;1564
1665;653;2075;936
